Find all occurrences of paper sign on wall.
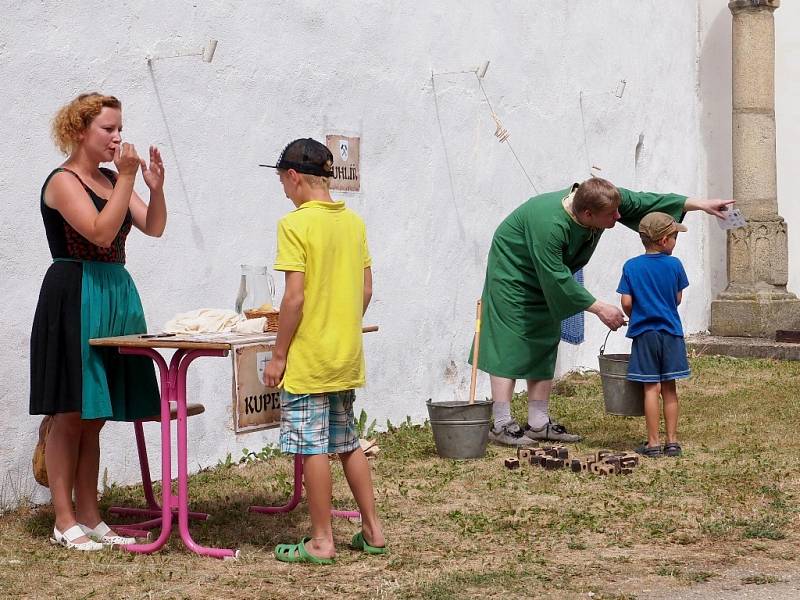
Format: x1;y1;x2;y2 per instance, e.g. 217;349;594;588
326;134;360;192
232;343;281;433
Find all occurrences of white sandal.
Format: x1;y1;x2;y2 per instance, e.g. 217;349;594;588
79;521;136;546
50;525;105;551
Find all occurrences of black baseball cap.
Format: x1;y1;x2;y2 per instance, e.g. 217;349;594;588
259;138;334;177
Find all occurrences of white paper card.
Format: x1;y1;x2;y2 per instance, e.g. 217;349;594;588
717;207;747;230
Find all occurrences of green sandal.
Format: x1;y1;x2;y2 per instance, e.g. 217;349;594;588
350;531;387;555
274;536;335;564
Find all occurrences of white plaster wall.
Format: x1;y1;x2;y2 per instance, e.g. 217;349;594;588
698;0;734;309
776;1;800;295
1;0;710;501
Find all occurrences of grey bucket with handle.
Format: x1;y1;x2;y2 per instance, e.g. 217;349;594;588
598;329;644;417
426;399;493;459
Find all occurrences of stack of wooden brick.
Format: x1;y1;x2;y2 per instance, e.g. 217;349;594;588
504;446;640;476
570;449;639;475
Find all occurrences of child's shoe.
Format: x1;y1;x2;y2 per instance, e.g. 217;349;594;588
634;443;663;458
663;442;682;457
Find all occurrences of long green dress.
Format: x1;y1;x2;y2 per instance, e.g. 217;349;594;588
473;184;687;380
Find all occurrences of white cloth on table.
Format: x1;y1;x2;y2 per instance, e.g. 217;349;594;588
231;317;266;333
163;308;264;333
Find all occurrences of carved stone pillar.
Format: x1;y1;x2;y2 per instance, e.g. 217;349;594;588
710;0;800;337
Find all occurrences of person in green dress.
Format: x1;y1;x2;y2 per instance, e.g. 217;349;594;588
473;178;732;445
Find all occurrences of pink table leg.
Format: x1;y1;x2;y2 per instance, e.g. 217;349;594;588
174;349;239;559
115;347;175;554
248;454;303;514
249;454;361;520
109;420;210;525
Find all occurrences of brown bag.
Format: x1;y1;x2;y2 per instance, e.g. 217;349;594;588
32;415;54;487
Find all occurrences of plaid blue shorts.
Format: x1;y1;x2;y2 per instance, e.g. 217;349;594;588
279;389;360;455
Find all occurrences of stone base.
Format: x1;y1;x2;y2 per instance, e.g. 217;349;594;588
686;333;800;361
710;296;800;337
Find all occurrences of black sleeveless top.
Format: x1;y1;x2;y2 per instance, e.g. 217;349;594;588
40;167;132;263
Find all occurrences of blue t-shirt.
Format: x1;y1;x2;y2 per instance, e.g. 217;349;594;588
616;253;689;338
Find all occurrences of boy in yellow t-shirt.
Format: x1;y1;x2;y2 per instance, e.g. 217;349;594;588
261;138;385;564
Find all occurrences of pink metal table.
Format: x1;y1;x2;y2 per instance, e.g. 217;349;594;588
90;331;367;559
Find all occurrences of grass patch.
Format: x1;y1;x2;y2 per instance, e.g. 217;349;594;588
741;574;783;585
0;356;798;599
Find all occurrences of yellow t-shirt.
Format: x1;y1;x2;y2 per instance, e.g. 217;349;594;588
273;200;371;394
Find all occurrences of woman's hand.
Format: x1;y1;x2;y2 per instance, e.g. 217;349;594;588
113;142;141;177
684;197;735;219
141;146;165;192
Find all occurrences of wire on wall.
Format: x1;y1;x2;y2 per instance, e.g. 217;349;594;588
579;79;627;178
431;62;539;194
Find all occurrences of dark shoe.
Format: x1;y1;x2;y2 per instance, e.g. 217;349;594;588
523;420;582;443
488;421;535;447
635;443;663;458
663;442;682;457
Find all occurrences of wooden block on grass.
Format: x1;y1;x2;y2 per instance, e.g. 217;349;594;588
544;457;564;470
620;453;640;467
517;447;533;461
504;457;520;470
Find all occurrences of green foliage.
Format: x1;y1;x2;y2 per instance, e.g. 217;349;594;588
355;408;377;439
239;444;282;464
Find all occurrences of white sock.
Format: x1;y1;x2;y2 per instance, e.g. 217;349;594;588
528;399;550;429
492;401;513;428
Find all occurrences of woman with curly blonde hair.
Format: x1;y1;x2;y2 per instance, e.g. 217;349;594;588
30;93;167;551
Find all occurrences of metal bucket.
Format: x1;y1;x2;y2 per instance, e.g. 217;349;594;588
426;399;493;459
598;330;644;416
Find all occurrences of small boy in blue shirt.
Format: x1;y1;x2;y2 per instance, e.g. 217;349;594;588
617;212;690;458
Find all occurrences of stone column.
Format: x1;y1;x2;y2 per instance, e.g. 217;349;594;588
710;0;800;337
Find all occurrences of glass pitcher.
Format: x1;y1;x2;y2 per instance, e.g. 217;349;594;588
234;265;276;313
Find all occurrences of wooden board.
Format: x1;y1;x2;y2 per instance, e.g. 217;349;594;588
232;343;281;433
775;330;800;343
89;332;276;350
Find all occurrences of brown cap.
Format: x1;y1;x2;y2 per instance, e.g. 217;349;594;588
639;212;688;240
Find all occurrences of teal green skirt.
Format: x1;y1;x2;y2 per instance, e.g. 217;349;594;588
77;261;160;420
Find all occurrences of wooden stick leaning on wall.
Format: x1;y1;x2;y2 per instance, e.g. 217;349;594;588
469;299;482;405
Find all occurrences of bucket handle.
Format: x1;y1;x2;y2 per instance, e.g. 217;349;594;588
599;321;628;356
600;321;628;356
599;329;613;356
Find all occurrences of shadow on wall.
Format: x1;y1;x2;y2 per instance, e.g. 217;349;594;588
147;62;206;250
699;5;733;301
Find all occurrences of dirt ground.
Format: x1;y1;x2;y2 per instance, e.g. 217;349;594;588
1;355;798;599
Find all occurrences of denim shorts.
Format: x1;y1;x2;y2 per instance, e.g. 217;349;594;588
279;389;359;455
627;330;691;383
